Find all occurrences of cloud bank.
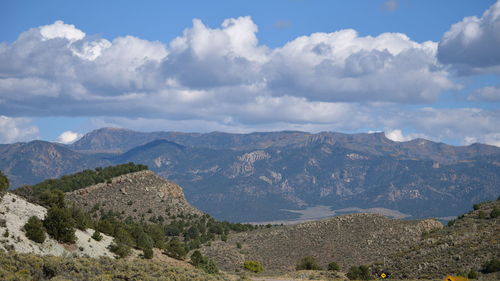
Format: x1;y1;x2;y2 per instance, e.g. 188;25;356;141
0;116;39;143
438;1;500;74
0;1;500;146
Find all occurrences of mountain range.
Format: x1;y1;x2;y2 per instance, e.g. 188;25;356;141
1;127;500;222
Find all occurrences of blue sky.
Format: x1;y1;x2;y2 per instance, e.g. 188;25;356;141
0;0;499;146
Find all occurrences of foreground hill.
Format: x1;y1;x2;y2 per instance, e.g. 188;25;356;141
2;127;500;222
0;193;115;258
66;170;202;222
382;199;500;279
201;213;443;272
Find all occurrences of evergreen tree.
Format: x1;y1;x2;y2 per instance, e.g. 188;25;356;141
43;207;76;243
24;216;46;243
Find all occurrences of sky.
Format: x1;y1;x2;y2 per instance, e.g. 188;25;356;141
0;0;499;146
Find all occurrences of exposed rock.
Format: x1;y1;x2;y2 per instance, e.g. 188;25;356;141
66;170;202;222
0;193;114;258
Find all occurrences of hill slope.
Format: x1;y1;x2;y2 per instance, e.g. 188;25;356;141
200;214;443;272
382;199;500;279
66;170;202;222
0;193;115;258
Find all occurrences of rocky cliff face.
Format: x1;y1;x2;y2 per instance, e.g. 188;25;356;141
66;170;202;222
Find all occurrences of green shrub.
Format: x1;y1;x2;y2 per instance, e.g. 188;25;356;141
191;250;206;266
43;207;76;243
190;250;218;274
478;210;486;219
0;171;9;193
483;258;500;273
165;237;187;260
91;230;103;241
296;256;322;270
108;242;131;258
39;189;65;208
473;204;481;210
468;269;478;279
447;219;456;226
243;260;264;273
199;259;219;274
70;206;92;230
490;208;500;219
328;261;340;271
143;246;154;259
23;216;46;243
347;265;373;280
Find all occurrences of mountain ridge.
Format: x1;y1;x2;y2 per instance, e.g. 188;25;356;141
2;127;500;223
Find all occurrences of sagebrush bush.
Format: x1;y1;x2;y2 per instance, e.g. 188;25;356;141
347;265;373;280
243;260;264;273
490;208;500;219
328;261;340;271
484;258;500;273
143;247;153;259
23;216;46;243
0;251;226;280
296;256;322;270
468;269;478;279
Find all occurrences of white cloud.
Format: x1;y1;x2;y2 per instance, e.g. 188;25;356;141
383;107;500;146
0;116;39;144
386;129;409;142
0;18;498;146
267;29;455;102
40;20;85;41
385;129;428;142
469;85;500;102
55;131;82;144
438;0;500;73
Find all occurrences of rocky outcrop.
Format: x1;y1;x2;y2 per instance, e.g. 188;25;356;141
0;193;115;258
66;170;202;222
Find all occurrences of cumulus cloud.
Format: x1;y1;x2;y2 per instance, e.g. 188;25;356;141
267;30;455;102
0;116;39;144
385;129;427;142
382;107;500;146
0;17;497;146
469;85;500;102
55;131;82;144
438;0;500;73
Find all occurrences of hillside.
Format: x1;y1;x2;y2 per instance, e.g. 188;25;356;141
200;213;443;272
66;170;202;222
0;140;111;188
381;199;500;279
0;193;115;258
